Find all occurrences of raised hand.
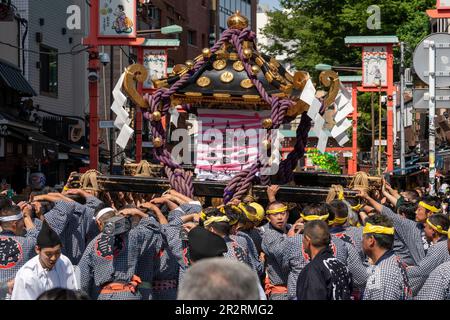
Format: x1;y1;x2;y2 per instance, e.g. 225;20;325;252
267;185;280;202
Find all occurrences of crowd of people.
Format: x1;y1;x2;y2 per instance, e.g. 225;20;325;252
0;174;449;300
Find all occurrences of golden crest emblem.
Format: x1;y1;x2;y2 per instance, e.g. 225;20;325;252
196;76;211;88
233;61;244;72
213;59;227;71
220;71;234;83
240;79;253;89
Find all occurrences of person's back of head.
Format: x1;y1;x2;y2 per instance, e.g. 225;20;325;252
328;200;349;219
0;205;22;233
397;202;417;220
301;204;329;222
177;258;260;300
37;288;90;300
421;195;442;212
427;213;450;236
303;220;331;248
364;215;394;250
402;190;420;203
201;207;231;236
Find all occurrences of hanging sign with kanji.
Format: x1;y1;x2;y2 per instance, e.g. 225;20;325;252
99;0;136;38
142;49;168;89
362;46;388;87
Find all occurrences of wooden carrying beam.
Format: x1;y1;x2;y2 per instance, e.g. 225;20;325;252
69;174;359;203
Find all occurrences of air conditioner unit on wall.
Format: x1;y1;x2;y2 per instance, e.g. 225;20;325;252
68;124;83;143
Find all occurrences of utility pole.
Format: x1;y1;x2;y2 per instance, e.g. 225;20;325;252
109;46;114;174
378;82;382;176
371;92;375;175
428;40;436;196
400;42;406;175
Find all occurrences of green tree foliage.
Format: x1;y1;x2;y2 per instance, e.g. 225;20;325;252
262;0;435;151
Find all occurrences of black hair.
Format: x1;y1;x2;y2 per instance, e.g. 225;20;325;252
364;215;394;250
266;201;285;211
201;207;231;235
428;213;450;235
421;195;442;213
328;200;349;219
37;288;90;300
397;202;417;221
0;205;21;227
402;190;420;203
36;200;55;215
118;4;124;11
303;220;331;248
303;204;328;217
222;204;243;224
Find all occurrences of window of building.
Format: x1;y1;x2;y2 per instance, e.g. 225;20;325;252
6;142;13;154
39;45;58;97
148;6;161;29
188;30;197;46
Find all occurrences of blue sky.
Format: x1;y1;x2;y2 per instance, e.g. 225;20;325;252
260;0;280;9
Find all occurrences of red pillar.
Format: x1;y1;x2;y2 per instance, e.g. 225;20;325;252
88;48;99;170
349;83;358;174
386;46;394;171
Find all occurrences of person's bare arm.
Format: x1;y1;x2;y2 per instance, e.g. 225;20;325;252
180;213;198;224
267;185;280;203
140;202;168;225
151;197;179;211
385;181;400;199
356;189;383;213
162;194;188;206
382;185;399;207
168;189;193;203
17;201;35;230
62;188;91;198
120;208;147;219
33;193;74;203
358;211;369;224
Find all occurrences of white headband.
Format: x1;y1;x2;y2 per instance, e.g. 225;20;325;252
93;207;115;221
0;212;23;222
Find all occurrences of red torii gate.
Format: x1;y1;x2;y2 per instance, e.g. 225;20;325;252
345;36;399;173
83;0;144;170
340;75;361;175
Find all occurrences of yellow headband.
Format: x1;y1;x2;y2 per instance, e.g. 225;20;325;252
248;202;265;222
419;201;440;213
328;217;347;225
338;191;345;201
203;216;230;227
219;205;240;226
301;213;329;222
200;211;207;221
363;222;395;235
238;202;265;223
351;203;363;211
426;219;448;235
266;206;288;215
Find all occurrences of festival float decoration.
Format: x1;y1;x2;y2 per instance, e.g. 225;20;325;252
116;11;346;202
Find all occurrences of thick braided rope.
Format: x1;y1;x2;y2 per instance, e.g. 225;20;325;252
223;32;296;202
278;112;312;184
141;28;240;196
